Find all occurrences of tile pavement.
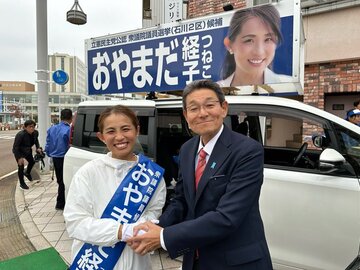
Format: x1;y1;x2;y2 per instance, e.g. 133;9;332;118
0;174;35;261
15;170;182;269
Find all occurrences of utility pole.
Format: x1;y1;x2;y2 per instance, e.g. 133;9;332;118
36;0;50;152
36;0;50;172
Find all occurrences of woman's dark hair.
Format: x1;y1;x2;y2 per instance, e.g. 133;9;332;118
182;79;225;110
221;4;282;79
97;105;139;133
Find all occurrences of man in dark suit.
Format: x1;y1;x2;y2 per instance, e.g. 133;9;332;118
129;79;272;270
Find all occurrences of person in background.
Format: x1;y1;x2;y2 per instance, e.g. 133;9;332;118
341;109;360;147
353;100;360;110
346;109;360;125
45;109;72;210
218;4;292;87
63;105;166;270
12;120;43;190
129;80;272;270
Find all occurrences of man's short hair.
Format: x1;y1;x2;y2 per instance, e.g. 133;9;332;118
60;109;73;121
182;80;225;110
354;100;360;107
24;119;36;127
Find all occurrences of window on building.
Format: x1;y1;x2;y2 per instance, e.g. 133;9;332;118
61;57;65;70
25;95;32;103
252;0;270;6
143;0;151;19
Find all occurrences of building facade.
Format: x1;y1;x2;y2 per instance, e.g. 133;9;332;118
0;81;35;92
48;53;87;94
0;81;36;129
0;54;88;128
302;3;360;118
0;81;95;128
0;85;138;129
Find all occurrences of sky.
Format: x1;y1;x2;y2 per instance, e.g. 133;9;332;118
0;0;142;84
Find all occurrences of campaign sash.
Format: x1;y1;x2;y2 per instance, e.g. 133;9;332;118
70;155;164;270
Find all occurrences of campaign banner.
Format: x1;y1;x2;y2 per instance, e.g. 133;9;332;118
165;0;183;23
85;1;303;95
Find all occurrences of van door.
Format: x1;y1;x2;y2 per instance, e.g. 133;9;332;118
155;106;193;186
228;104;360;270
72;105;156;156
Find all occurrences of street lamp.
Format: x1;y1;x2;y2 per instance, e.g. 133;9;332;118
67;0;87;25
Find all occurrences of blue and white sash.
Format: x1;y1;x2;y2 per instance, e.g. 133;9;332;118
70;155;164;270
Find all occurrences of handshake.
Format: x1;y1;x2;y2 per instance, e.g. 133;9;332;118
121;220;163;256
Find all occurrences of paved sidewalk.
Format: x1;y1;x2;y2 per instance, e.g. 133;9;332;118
15;170;182;269
0;173;35;261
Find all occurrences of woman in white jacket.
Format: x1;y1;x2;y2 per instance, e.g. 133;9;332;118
64;105;166;270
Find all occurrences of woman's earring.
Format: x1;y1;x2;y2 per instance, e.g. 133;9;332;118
229;49;234;55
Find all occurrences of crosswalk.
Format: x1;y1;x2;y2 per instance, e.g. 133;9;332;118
0;135;15;140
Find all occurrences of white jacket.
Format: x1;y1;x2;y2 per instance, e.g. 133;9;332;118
217;67;293;87
64;153;166;270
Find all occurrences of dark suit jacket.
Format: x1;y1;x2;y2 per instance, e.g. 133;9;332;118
159;125;272;270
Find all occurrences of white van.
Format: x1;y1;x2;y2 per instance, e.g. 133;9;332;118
64;96;360;270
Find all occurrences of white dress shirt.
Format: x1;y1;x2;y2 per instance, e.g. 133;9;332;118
217;67;293;87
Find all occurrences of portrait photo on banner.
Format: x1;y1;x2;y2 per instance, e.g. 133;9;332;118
217;4;294;88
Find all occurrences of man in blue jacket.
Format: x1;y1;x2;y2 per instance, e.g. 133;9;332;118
129;80;272;270
45;109;72;210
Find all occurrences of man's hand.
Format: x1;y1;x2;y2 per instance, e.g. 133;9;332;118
127;221;162;256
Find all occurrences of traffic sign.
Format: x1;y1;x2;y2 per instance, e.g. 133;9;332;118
52;70;69;85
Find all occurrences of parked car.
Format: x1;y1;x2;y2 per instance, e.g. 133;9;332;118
64;96;360;270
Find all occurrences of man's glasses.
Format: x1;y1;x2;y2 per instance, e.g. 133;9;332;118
186;100;220;114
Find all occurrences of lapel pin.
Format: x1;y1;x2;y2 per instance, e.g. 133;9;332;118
211;162;216;169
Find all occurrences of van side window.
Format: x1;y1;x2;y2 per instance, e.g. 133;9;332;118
156;108;192;186
228;106;356;177
74;112;149;156
333;123;360;174
138;116;148;135
262;113;325;169
228;113;263;143
135;116;148;155
84;114;107;153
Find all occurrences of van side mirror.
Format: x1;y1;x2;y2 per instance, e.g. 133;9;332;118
319;148;346;173
312;135;328;148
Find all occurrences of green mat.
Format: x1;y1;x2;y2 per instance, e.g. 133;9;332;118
0;247;68;270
